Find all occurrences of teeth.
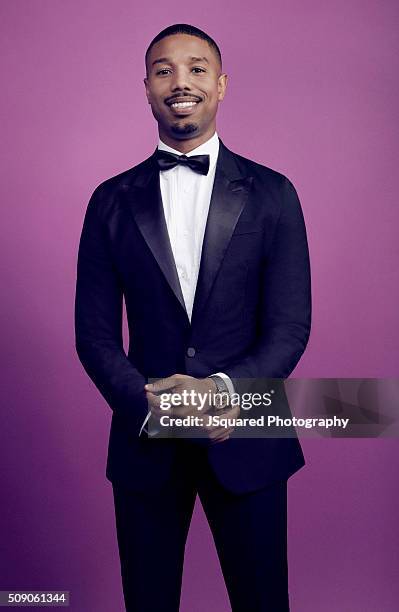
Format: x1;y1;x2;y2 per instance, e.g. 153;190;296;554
170;101;198;108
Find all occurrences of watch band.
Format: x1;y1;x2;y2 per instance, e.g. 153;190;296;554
209;374;228;394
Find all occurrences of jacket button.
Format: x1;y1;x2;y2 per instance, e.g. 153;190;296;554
186;347;196;357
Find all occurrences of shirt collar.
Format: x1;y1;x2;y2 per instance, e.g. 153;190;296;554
157;131;219;173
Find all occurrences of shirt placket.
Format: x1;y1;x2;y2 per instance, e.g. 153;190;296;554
175;168;194;316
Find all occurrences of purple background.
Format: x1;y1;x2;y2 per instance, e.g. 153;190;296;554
1;1;398;610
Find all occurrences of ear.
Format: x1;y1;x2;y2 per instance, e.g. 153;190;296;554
217;73;228;101
144;77;151;103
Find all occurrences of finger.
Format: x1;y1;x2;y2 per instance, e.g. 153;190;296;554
220;407;240;419
211;425;234;439
171;404;198;418
150;404;164;418
212;434;230;444
145;376;176;393
145;391;162;409
207;426;232;440
211;429;233;443
204;421;233;434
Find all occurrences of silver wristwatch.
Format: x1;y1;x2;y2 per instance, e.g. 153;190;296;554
208;375;231;413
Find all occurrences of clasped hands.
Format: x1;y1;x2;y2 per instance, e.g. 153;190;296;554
145;374;239;444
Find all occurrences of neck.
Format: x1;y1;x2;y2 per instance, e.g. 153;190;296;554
158;127;216;154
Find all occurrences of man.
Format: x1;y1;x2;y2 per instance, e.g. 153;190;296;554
75;23;311;612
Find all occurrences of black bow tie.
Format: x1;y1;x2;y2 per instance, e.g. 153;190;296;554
155;149;210;176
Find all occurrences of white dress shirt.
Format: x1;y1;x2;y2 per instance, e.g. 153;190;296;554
139;131;234;436
158;130;219;320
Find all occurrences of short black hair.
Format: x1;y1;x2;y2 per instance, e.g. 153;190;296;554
145;23;222;74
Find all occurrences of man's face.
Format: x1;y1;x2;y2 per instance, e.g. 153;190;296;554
144;34;227;147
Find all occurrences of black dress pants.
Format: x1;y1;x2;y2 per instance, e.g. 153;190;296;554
112;441;289;612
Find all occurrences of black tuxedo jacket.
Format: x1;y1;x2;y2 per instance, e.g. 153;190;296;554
75;138;311;494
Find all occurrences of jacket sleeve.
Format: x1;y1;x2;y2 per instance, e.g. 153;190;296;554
74;186;148;435
224;177;311;383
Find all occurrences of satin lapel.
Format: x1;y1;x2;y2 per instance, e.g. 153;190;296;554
127;156;187;316
191;140;254;326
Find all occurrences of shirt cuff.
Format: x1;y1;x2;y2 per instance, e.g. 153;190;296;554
139;411;151;436
139;411;162;437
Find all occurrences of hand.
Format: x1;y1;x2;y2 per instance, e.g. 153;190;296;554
145;374;216;418
145;374;236;443
204;402;240;444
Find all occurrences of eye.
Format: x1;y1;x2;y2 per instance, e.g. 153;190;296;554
192;67;206;73
156;68;171;75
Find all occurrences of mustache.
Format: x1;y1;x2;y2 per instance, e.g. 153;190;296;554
165;93;202;104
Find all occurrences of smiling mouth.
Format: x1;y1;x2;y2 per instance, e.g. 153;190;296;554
170;101;199;109
166;98;201;114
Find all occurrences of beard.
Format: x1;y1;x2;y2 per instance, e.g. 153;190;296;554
170;121;199;136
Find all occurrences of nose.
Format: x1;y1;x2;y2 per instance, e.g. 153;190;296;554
170;67;192;92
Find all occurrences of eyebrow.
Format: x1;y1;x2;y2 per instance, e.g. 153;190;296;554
151;55;210;66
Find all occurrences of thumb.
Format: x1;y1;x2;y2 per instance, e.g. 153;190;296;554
145;376;176;393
